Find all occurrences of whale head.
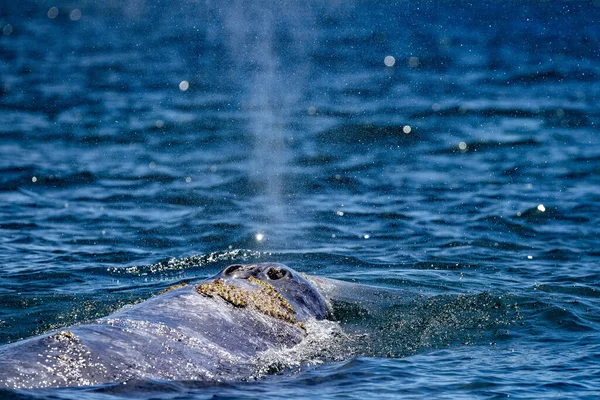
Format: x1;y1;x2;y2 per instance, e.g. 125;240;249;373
197;263;330;324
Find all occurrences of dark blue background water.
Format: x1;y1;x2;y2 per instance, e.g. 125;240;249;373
1;0;600;398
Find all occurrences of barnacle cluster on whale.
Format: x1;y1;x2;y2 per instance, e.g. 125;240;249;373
196;275;301;327
158;282;188;295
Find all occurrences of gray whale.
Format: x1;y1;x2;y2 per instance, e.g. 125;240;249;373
0;263;334;389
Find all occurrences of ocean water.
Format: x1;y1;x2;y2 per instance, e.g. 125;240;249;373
1;0;600;398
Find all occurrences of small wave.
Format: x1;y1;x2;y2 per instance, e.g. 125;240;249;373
503;69;598;85
411;261;477;270
534;305;595;334
533;283;600;300
474;215;538;237
433;138;539;155
440;240;529;251
108;249;269;275
515;205;591;224
316;124;418;146
333;291;522;358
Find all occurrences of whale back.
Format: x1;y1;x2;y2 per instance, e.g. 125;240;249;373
0;263;330;389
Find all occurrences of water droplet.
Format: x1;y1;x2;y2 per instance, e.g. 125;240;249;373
31;176;37;182
384;55;395;67
459;142;467;151
179;80;189;91
3;24;13;36
402;125;411;134
47;7;59;19
185;177;192;183
307;106;316;115
255;233;264;242
69;9;81;21
408;56;420;68
537;204;546;212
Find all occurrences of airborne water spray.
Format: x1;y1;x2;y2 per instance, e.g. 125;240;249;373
214;0;317;246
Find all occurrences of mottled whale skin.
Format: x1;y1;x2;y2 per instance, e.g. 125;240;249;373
0;263;331;389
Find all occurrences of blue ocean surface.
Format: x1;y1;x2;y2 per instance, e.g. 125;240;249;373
1;0;600;398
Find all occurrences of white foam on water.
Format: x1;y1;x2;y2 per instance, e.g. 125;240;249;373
249;318;354;379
